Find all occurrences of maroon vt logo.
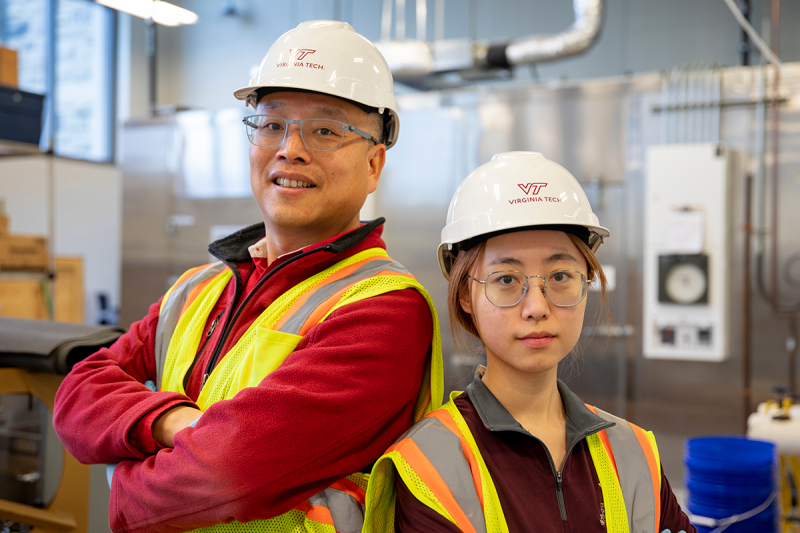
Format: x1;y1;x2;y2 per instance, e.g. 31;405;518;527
517;183;547;195
290;48;317;60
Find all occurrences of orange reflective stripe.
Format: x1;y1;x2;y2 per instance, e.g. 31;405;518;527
179;270;229;317
392;437;479;533
163;263;211;303
585;405;620;481
295;270;412;337
329;478;367;505
297;285;351;337
295;500;335;526
629;422;661;532
272;255;392;331
429;410;484;510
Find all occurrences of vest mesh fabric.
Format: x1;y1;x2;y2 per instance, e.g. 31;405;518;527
325;274;443;423
196;248;390;409
645;431;662;490
157;248;441;532
442;397;508;533
391;450;457;525
586;433;628;533
160;269;232;395
189;509;334;533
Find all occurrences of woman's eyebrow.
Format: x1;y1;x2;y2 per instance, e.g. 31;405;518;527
488;256;524;268
544;252;580;264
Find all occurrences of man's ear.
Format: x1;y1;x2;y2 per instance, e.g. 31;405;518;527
366;143;386;195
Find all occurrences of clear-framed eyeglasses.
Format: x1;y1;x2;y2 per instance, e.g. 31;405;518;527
242;114;378;152
472;270;591;308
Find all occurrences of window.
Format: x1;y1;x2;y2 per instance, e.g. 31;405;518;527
0;0;114;162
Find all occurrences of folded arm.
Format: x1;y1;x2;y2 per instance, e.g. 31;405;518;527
53;299;199;464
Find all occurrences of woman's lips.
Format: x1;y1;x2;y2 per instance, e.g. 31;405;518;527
519;334;556;348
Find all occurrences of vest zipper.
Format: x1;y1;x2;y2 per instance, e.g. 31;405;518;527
200;244;334;390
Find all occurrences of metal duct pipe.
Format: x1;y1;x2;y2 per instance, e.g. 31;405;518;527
377;0;604;87
481;0;604;69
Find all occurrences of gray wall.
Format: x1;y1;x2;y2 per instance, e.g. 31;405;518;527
117;0;800;117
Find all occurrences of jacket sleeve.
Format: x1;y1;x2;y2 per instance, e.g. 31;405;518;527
53;298;200;464
108;288;433;533
660;468;698;533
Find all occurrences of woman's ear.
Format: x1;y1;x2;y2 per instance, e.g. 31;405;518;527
459;287;473;315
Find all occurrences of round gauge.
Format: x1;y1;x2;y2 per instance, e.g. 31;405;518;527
665;263;708;304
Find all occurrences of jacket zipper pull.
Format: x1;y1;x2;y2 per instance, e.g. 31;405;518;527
207;313;222;337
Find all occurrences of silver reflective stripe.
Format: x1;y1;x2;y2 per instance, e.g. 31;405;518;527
404;417;487;533
277;259;409;335
307;488;365;533
594;408;657;533
154;262;227;390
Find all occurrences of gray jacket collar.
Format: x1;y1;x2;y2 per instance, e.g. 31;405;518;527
465;374;614;449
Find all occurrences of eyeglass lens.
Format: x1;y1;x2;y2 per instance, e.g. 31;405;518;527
484;270;587;307
244;115;345;151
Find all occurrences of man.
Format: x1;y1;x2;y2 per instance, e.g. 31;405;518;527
54;21;442;533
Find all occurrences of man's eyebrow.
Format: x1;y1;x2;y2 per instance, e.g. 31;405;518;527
488;256;524;268
260;101;348;121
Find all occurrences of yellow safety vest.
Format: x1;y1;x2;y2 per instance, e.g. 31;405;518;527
363;392;662;533
154;247;443;533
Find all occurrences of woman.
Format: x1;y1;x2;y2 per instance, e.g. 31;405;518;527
364;152;695;533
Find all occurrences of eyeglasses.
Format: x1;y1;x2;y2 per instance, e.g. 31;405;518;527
472;270;591;308
243;114;378;152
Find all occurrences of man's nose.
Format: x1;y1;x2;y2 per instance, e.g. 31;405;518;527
277;125;310;160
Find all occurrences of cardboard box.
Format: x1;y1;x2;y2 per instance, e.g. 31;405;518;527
0;279;47;319
0;47;18;88
0;235;48;272
55;256;84;323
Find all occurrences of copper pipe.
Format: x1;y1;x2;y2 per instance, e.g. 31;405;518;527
743;174;753;432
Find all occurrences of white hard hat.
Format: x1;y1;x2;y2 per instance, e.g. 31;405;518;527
233;20;400;149
438;151;610;279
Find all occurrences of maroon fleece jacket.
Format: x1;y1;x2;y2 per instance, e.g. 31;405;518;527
395;377;697;533
53;221;434;532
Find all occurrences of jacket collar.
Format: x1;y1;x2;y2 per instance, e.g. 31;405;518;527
466;374;614;448
207;217;387;264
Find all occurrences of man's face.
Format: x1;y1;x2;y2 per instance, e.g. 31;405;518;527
249;91;386;242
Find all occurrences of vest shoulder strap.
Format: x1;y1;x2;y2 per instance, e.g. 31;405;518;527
154;262;230;390
589;406;662;533
364;393;510;533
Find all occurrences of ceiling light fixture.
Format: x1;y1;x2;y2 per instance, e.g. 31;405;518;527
96;0;199;26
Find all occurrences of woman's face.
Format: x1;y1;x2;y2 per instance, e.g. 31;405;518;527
461;230;588;378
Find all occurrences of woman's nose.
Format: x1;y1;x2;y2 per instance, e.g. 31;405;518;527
520;279;550;320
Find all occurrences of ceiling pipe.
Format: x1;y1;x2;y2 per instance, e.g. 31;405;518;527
481;0;604;69
376;0;604;88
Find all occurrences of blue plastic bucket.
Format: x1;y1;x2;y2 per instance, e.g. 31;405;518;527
684;436;779;533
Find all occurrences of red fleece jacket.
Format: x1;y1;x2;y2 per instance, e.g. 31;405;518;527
53;223;434;533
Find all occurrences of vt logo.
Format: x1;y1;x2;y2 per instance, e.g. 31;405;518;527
517;183;547;195
290;48;317;60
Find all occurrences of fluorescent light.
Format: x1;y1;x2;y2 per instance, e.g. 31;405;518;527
152;2;198;26
96;0;198;26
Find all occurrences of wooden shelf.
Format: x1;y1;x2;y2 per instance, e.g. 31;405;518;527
0;139;43;157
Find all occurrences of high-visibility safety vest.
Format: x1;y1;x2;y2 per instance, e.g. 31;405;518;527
153;247;443;533
363;392;662;533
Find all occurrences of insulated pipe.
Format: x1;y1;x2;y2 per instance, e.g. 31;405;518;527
483;0;603;69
